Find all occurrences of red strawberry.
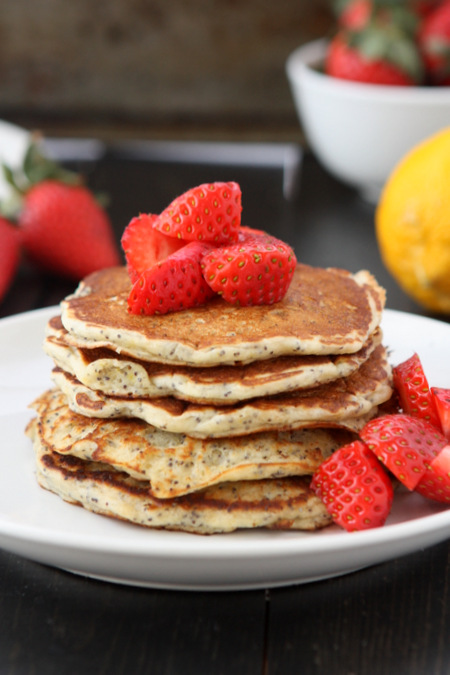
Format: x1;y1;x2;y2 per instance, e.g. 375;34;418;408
393;353;441;428
19;180;120;281
0;217;21;303
121;213;184;283
326;28;424;85
201;230;297;306
336;0;372;30
360;413;447;490
419;0;450;84
310;440;394;532
127;241;214;316
415;444;450;504
335;0;423;31
414;1;443;18
432;388;450;440
154;182;242;245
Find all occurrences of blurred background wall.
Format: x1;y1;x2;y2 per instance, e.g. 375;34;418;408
0;0;333;141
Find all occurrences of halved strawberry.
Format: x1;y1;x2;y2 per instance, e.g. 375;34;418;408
393;353;441;428
127;241;214;316
432;388;450;440
201;230;297;306
154;182;242;245
360;413;447;490
415;444;450;504
121;213;184;283
310;440;394;532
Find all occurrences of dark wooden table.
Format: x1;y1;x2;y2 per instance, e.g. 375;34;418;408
0;141;449;675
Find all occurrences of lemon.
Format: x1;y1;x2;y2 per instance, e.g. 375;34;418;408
376;127;450;314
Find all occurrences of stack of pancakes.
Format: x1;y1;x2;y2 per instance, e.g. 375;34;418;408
26;263;394;534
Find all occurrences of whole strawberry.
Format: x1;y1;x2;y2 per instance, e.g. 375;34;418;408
336;0;372;30
20;181;120;280
326;25;424;85
419;0;450;85
4;141;120;281
334;0;426;32
0;217;21;303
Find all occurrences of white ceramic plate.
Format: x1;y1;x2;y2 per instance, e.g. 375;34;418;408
0;306;449;591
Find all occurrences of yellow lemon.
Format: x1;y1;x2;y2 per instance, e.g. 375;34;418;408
376;127;450;314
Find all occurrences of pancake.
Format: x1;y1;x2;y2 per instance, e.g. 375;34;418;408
27;417;333;534
50;343;393;438
60;264;385;367
29;388;353;498
45;316;382;404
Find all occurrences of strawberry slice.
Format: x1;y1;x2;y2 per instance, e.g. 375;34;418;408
415;444;450;504
432;388;450;440
393;353;441;428
154;182;242;245
310;440;394;532
201;230;297;306
360;414;447;490
121;213;184;283
127;241;214;316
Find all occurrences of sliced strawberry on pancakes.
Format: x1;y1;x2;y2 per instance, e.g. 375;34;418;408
127;241;214;316
154;182;242;245
121;213;184;283
201;230;297;306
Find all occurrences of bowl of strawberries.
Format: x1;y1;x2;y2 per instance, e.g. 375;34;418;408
286;0;450;202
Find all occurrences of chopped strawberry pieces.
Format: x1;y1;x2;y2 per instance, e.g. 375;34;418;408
122;182;297;313
201;230;297;306
127;241;214;316
121;213;184;283
360;413;446;490
154;182;242;245
415;445;450;504
431;388;450;440
311;440;394;532
393;353;441;428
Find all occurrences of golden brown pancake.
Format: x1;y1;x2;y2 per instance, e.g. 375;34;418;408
60;264;385;366
27;416;333;534
30;388;353;498
45;315;382;404
50;343;392;438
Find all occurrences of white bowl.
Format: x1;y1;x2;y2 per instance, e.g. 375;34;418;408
286;39;450;202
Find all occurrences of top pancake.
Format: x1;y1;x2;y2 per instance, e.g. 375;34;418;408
45;316;382;404
60;264;385;367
